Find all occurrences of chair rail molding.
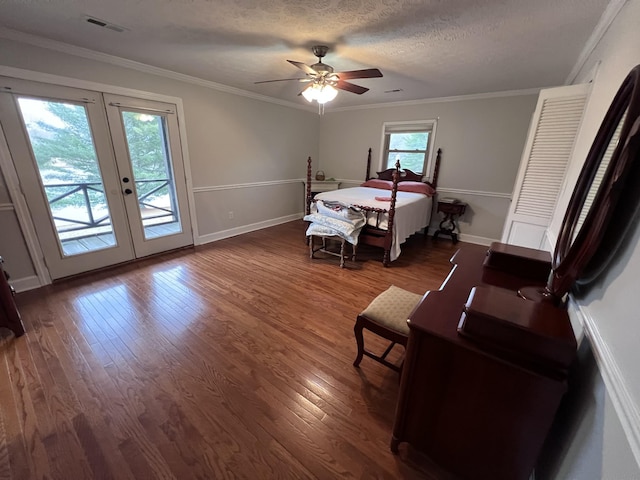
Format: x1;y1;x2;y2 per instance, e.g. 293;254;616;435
192;179;303;193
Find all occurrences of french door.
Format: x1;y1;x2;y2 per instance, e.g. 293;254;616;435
0;77;192;280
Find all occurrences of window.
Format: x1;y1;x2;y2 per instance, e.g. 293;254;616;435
381;120;437;178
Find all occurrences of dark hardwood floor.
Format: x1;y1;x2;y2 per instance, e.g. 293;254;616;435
1;220;465;479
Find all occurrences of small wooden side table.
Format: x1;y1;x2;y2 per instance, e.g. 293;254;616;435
433;201;467;244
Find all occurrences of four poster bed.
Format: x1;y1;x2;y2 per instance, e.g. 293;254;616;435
305;148;442;266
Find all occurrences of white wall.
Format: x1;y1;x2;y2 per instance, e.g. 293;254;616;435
0;37;319;285
536;340;639;479
0;35;540;284
318;94;538;243
540;0;640;477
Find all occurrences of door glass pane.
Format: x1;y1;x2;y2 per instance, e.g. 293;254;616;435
17;97;117;256
121;111;182;240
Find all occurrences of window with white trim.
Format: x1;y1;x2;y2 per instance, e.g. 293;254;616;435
381;120;437;178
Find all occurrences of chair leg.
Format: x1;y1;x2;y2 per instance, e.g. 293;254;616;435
380;341;396;360
353;317;365;367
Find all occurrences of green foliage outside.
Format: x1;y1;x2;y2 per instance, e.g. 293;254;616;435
23;100;171;211
386;132;429;173
121;111;172;206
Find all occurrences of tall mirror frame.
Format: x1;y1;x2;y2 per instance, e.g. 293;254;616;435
540;65;640;302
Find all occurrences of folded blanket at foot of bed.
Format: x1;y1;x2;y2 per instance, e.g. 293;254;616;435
304;201;366;245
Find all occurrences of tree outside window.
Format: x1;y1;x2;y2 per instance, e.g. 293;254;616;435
382;121;436;176
385;132;430;173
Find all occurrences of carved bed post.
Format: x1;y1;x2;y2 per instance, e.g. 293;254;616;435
432;148;442;189
306;156;312;216
365;148;372;181
383;159;401;267
424;148;443;240
305;156;312;245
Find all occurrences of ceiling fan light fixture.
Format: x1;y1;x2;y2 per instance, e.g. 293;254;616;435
317;84;338;104
256;45;381;109
302;82;338;104
301;84;317;102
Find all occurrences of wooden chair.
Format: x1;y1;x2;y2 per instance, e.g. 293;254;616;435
353;285;423;373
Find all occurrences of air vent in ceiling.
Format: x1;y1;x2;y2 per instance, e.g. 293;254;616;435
84;16;127;33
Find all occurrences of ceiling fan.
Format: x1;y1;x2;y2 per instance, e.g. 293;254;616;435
255;45;383;104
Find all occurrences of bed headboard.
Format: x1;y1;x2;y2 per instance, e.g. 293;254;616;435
376;168;423;182
367;147;442;189
305;147;442;215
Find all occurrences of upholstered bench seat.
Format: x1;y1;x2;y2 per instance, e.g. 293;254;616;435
354;285;423;373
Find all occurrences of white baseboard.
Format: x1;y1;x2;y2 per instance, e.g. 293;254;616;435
457;233;496;246
197;213;302;245
11;275;41;293
424;228;496;246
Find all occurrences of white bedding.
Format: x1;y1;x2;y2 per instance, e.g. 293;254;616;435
314;187;433;261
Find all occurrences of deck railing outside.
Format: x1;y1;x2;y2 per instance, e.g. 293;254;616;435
44;178;177;238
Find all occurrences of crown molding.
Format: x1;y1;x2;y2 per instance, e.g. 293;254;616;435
0;27;315;112
565;0;629;84
326;87;543;113
0;27;545;114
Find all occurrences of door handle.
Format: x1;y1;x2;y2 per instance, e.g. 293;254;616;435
124;188;133;195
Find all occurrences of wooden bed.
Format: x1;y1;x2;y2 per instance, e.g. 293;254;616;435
305;148;441;266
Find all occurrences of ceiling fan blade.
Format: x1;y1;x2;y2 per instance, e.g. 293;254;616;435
336;80;369;95
336;68;383;80
287;60;318;76
255;78;311;84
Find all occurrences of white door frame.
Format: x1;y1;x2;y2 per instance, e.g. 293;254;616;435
0;124;51;285
0;65;197;286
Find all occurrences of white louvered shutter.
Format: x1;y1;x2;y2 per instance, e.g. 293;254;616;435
502;84;589;250
576;110;626;230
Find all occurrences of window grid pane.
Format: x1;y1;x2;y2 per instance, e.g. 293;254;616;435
385;131;430;172
388;132;429;150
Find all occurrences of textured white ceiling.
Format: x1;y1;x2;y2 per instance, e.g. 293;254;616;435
0;0;609;109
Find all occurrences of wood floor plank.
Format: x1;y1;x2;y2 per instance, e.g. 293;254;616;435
3;221;463;479
4;344;51;480
73;268;320;479
0;343;31;480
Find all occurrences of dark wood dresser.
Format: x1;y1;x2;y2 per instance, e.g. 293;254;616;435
392;244;576;480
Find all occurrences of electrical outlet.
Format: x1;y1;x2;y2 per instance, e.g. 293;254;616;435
228;211;234;219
